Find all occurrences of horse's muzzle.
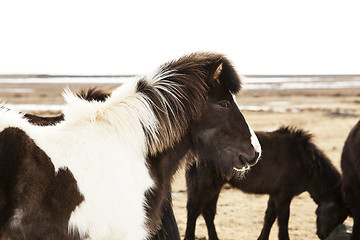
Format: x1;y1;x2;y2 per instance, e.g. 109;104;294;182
234;151;260;171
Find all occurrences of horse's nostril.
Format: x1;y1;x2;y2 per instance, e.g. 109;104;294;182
254;151;260;161
244;151;260;167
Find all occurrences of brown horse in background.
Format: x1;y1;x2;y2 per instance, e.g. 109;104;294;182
185;127;347;240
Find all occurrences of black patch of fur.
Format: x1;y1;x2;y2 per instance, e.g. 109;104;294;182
0;127;84;239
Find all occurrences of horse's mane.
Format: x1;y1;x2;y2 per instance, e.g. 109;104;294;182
62;52;241;155
277;126;341;194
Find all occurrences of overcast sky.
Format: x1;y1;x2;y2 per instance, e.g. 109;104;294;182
0;0;359;75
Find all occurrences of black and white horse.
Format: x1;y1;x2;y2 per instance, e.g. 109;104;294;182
0;52;261;239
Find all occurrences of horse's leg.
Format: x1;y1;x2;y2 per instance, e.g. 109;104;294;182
150;190;180;240
343;164;360;240
202;192;221;240
258;196;277;240
275;196;292;240
351;207;360;240
184;165;222;240
347;181;360;240
184;197;203;240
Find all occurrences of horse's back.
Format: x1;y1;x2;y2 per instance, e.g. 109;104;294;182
229;129;310;194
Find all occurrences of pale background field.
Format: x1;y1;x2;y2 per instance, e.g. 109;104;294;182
1;82;359;239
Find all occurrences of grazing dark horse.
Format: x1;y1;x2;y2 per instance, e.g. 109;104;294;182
0;52;261;239
341;120;360;240
185;126;347;240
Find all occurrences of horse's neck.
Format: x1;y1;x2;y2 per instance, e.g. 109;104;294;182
307;173;339;204
148;132;193;178
144;132;193;231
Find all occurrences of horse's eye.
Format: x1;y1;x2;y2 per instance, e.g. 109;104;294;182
219;100;230;108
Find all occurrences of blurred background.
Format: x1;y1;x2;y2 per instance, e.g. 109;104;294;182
0;0;359;239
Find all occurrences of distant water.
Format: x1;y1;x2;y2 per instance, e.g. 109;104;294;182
1;76;360;90
0;76;134;84
1;75;360;112
242;76;360;90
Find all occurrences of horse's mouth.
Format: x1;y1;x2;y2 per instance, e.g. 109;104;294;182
233;157;251;172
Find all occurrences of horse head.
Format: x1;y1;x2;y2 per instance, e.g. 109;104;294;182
315;194;348;239
188;53;261;180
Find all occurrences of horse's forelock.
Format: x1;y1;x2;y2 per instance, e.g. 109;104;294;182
217;57;242;94
172;52;242;94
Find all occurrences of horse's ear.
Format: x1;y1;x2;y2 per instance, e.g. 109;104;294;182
211;56;242;94
213;62;223;81
205;56;223;83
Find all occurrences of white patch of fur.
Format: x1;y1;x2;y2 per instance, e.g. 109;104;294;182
0;104;29;132
9;208;24;230
232;167;250;179
148;68;178;84
0;79;160;239
248;124;262;157
232;95;262;162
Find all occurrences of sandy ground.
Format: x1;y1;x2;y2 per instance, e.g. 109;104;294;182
1;83;359;239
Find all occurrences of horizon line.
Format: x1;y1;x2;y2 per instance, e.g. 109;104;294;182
0;74;360;79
